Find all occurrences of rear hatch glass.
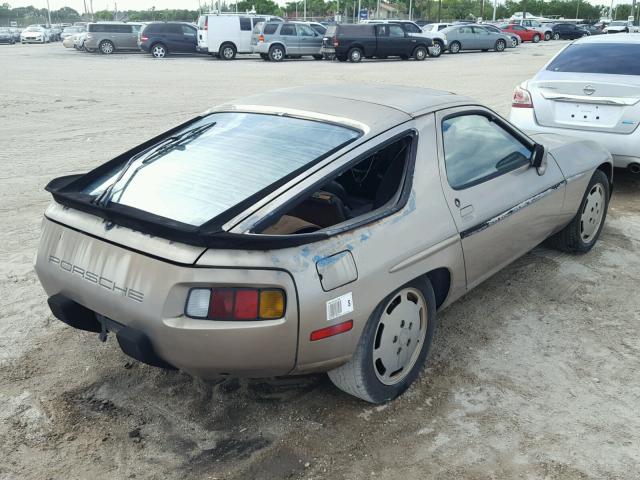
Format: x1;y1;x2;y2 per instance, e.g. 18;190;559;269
82;113;360;226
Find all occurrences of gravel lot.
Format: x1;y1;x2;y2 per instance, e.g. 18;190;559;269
1;42;639;480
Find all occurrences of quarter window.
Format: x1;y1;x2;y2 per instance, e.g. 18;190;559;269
442;114;532;189
389;25;405;37
297;24;315;36
264;23;278;34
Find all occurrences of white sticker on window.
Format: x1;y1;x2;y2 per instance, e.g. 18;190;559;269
326;292;354;321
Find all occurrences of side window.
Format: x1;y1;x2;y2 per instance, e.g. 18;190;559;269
181;25;196;36
375;24;389;36
472;26;488;34
258;135;413;235
297;24;315;36
263;23;278;35
442;114;532;189
280;24;296;36
311;24;326;35
403;23;421;33
459;26;472;34
389;24;405;37
239;17;252;31
168;24;182;34
438;24;447;30
252;17;265;27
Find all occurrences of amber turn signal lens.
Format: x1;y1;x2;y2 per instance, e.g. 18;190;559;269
259;290;285;319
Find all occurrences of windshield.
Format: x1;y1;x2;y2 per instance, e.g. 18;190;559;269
83;112;360;226
547;43;640;75
25;27;42;32
0;28;10;32
610;21;626;26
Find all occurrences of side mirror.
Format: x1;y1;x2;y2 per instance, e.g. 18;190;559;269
531;143;547;175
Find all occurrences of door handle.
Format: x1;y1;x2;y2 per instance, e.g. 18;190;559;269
460;205;474;217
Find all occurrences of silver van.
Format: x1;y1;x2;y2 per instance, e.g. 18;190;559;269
84;22;143;54
251;21;324;61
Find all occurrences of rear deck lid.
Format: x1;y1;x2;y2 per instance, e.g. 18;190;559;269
530;42;640;134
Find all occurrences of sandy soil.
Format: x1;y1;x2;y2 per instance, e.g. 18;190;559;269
0;41;639;480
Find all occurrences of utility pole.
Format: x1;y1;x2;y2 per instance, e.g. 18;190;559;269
409;0;412;20
480;0;484;20
46;0;52;25
304;0;306;19
575;0;580;19
437;0;441;22
492;0;496;21
357;0;361;22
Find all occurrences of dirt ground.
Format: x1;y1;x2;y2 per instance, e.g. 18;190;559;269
1;41;639;480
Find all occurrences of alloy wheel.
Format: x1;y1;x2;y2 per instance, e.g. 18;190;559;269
152;45;166;58
372;287;428;385
580;183;605;243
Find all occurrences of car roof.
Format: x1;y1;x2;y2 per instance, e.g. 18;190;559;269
214;85;473;136
574;34;640;45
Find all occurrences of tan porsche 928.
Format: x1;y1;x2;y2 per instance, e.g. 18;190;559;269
35;86;612;403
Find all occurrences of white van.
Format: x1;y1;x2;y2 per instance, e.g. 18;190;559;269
197;13;283;59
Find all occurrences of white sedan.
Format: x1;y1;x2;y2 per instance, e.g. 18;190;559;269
510;35;640;172
21;26;50;43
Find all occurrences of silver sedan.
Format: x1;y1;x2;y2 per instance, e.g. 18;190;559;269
443;24;512;53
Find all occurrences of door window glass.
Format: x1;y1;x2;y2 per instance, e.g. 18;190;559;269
458;26;473;33
280;24;296;35
297;24;315;36
389;24;405;37
239;17;252;31
181;25;196;36
264;23;278;34
442;114;532;189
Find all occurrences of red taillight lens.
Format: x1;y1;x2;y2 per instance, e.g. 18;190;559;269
186;287;285;320
333;37;339;47
141;35;148;42
209;288;234;319
258;34;264;42
204;17;208;31
512;85;533;108
233;290;259;320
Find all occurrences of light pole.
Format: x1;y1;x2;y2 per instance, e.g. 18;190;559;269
409;0;413;20
46;0;52;25
492;0;497;21
357;0;361;22
304;0;307;20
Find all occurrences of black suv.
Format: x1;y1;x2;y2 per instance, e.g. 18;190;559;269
139;22;198;58
322;23;432;62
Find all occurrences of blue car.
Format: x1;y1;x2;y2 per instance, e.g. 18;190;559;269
139;22;199;58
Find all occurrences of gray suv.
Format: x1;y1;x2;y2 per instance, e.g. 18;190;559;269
251;21;324;61
84;22;143;54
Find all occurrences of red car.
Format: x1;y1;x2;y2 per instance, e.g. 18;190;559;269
500;24;541;43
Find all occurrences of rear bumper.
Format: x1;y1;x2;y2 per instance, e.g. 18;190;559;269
35;217;300;378
510;107;640;169
196;45;208;53
252;42;271;54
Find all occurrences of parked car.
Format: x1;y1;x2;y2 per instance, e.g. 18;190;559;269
366;19;447;57
510;19;553;40
578;24;604;35
62;33;77;48
422;22;454;32
84;22;143;54
442;24;510;53
61;25;85;40
551;23;589;40
322;23;432;62
49;24;62;41
36;85;612;404
0;27;16;44
480;24;520;47
74;31;88;50
9;27;21;42
196;13;283;59
21;26;50;43
139;22;198;58
251;21;324;61
603;20;639;33
510;34;640;172
501;23;541;42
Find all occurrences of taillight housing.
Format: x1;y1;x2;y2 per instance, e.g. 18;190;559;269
185;287;286;321
258;34;265;42
204;17;208;31
333;37;339;47
140;35;148;42
512;85;533;108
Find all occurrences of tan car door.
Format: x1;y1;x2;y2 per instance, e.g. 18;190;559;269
435;106;566;289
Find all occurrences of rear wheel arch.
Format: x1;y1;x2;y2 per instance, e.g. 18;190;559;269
596;162;614;194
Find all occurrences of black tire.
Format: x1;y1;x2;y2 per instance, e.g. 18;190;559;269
99;40;114;54
481;48;489;52
336;55;347;62
428;40;443;57
544;32;552;41
553;32;560;40
219;42;236;60
268;44;285;62
532;34;540;43
328;278;437;404
260;53;269;61
495;39;506;52
151;42;168;58
347;47;363;63
312;54;324;60
413;45;428;60
449;40;461;53
547;170;609;254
